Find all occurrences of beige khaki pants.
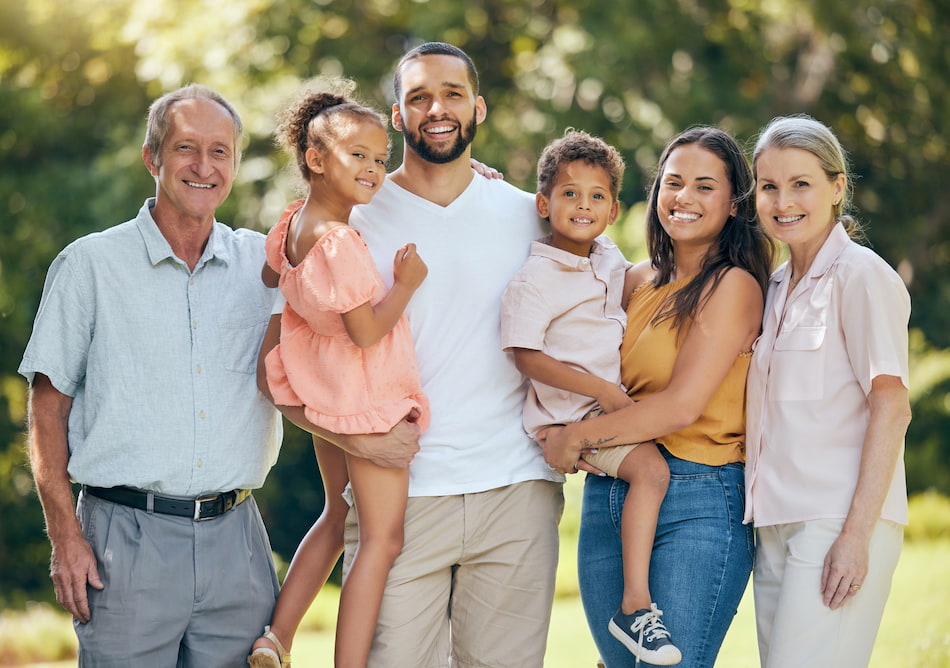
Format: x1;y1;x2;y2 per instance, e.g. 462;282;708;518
754;517;903;668
343;479;563;668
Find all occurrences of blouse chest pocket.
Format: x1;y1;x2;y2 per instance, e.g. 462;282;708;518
772;325;826;401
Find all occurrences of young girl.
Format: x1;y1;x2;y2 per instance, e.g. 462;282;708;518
248;80;430;668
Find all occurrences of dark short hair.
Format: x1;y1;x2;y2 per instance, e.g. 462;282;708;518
393;42;479;103
536;128;625;199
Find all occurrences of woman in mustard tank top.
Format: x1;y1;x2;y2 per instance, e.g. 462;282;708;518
539;127;774;667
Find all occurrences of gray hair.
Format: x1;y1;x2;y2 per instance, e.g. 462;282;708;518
144;84;243;168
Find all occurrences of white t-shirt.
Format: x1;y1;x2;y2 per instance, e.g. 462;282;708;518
351;174;563;496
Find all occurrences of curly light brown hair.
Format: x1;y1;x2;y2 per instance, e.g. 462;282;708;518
274;77;389;181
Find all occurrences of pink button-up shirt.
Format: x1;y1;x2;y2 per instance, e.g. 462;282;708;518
744;223;910;527
501;236;628;436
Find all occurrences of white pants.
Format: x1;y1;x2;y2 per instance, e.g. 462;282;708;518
754;517;903;668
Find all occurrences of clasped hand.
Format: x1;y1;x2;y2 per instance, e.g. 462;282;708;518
537;423;601;475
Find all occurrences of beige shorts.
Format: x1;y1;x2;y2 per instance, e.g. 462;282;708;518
582;443;642;478
343;479;564;668
577;406;643;478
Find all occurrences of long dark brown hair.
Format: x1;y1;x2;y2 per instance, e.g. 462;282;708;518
645;126;774;328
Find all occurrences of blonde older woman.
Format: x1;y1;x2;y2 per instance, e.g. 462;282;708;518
745;115;912;668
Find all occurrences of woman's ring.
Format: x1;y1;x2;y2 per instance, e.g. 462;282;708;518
849;583;862;591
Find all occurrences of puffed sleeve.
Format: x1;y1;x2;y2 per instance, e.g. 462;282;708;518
297;226;380;314
500;273;551;352
839;251;911;394
264;222;285;275
264;200;302;275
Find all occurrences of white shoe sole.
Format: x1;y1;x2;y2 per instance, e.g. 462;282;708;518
607;619;683;665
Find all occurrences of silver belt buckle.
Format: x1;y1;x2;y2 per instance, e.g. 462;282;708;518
193;494;218;521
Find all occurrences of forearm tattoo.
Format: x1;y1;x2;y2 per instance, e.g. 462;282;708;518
580;436;618;449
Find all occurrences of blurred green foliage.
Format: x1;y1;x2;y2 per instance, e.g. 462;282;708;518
2;0;947;606
905;490;950;542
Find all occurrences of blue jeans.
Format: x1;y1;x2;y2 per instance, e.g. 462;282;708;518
578;447;753;668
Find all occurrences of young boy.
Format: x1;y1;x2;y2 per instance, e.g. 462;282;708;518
501;129;682;665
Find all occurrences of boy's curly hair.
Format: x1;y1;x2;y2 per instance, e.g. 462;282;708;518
536;128;625;199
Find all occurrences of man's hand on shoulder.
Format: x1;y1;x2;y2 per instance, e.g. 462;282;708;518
471;158;504;180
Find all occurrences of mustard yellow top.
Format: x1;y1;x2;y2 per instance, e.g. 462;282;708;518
620;277;751;466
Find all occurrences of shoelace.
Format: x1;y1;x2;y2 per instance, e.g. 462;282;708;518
630;603;671;643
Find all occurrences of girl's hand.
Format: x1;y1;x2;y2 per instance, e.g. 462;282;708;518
821;529;871;610
393;243;428;291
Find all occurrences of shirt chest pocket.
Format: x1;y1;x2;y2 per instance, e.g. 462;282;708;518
772;325;826;401
217;310;269;375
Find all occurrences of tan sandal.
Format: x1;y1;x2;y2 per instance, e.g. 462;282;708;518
247;625;291;668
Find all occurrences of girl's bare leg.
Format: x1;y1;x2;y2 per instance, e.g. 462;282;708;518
333;453;409;668
252;436;350;658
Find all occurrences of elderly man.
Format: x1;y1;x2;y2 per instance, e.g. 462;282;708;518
21;84;282;667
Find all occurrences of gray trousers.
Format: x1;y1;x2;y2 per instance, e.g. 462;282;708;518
75;489;279;668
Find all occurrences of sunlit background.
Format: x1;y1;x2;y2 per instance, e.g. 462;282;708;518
2;0;947;664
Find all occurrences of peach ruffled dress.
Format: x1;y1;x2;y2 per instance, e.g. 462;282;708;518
264;200;430;434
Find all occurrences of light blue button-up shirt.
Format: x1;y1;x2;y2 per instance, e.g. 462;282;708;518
19;199;282;496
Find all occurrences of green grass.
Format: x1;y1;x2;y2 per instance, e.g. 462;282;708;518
0;603;76;666
285;478;950;667
7;479;950;666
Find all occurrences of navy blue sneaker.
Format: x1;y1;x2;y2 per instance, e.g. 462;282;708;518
608;603;682;665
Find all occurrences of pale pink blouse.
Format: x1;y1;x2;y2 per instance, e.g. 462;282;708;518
745;223;910;527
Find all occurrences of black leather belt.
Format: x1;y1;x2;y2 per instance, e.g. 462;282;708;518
83;485;251;521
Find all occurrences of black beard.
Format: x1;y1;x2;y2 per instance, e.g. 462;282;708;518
402;115;478;165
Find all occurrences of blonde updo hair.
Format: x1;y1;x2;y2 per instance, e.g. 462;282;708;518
274;77;389;182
